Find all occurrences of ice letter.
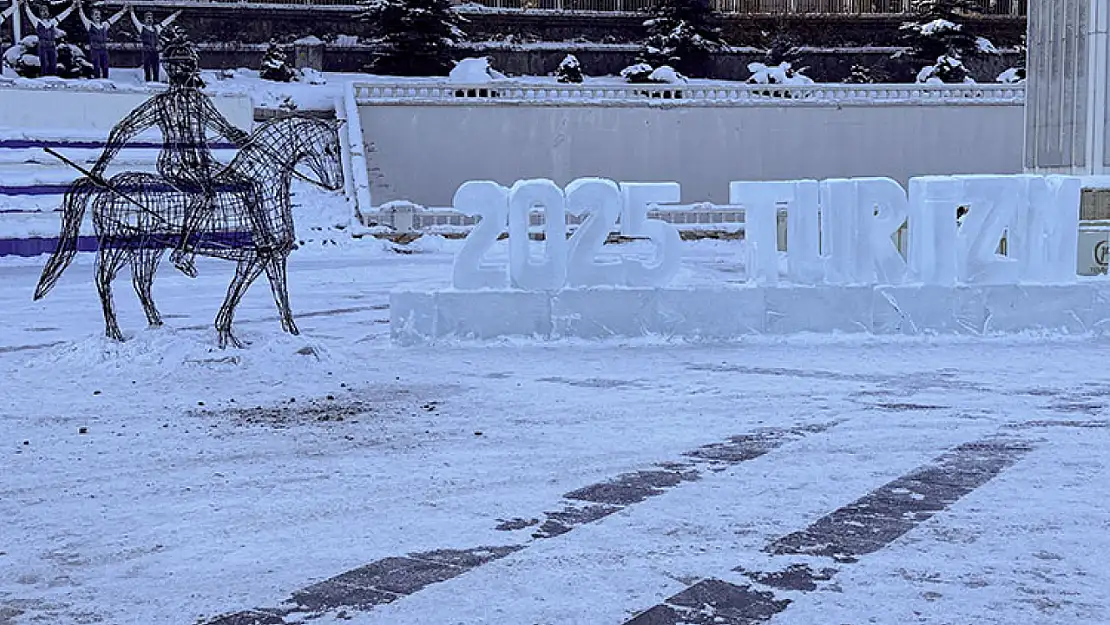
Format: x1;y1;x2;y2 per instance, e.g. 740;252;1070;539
452;180;509;290
821;178;870;285
565;178;624;287
620;182;683;287
1021;175;1081;283
786;180;823;284
907;176;960;286
956;175;1021;284
620;182;680;237
856;177;909;285
508;179;568;290
731;181;791;284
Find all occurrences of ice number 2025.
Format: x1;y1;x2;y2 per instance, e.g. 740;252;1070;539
451;178;683;290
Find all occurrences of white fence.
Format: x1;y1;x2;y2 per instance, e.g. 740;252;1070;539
352;82;1027;107
362;201;746;234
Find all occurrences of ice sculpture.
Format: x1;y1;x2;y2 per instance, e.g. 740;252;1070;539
619;182;683;287
857;177;909;285
565;178;624;287
785;181;823;285
957;176;1022;284
452;180;510;290
508;179;567;290
908;177;961;286
730;181;791;284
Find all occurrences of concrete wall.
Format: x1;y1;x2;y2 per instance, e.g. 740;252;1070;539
0;85;254;133
360;102;1024;206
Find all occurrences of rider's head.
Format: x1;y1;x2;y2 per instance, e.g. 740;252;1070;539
91;8;102;21
162;38;202;89
38;5;50;18
144;11;154;24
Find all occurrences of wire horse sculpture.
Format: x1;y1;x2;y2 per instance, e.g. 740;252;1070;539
35;115;345;348
33;30;345;348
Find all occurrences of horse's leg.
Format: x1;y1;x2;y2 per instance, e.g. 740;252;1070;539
95;238;128;341
131;247;165;327
262;253;298;336
215;256;264;349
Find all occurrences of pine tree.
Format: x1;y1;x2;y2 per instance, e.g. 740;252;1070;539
638;0;723;79
358;0;465;77
843;64;878;84
997;34;1026;83
260;41;294;82
555;54;583;83
896;0;996;83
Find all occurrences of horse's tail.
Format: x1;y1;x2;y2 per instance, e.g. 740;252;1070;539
34;177;98;300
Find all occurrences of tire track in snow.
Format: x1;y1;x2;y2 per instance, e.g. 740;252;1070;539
622;437;1034;625
200;421;841;625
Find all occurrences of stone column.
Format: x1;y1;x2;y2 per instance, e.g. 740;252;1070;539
1025;0;1110;178
293;36;325;72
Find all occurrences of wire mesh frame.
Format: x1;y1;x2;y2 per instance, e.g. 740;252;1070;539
34;113;345;348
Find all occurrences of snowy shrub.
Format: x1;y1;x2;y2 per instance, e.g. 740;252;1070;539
2;34;92;79
997;35;1026;83
637;0;724;78
996;67;1023;84
259;41;294;83
620;62;656;84
916;54;974;84
649;65;686;84
1;38;37;75
747;61;812;85
895;0;997;83
555;54;583;83
448;57;506;83
358;0;465;76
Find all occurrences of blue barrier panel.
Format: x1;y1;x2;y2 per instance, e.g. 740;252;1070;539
1;181;256;196
0;232;254;257
0;185;72;196
0;139;237;150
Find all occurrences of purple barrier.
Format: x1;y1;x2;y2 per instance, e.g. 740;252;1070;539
2;181;254;197
0;232;254;258
0;139;237;150
0;185;71;196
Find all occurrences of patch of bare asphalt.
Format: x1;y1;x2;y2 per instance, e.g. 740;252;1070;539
189;384;460;430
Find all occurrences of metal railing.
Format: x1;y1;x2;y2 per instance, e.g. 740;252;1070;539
353;81;1026;107
89;0;1027;13
457;0;1027;14
363;201;747;234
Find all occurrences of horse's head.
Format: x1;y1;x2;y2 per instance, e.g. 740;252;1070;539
242;116;345;192
290;117;345;192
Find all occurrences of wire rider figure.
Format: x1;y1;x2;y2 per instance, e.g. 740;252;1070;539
87;33;253;278
24;0;75;77
129;6;179;82
77;0;126;79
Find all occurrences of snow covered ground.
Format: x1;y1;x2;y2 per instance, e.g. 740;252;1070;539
2;183;1110;625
